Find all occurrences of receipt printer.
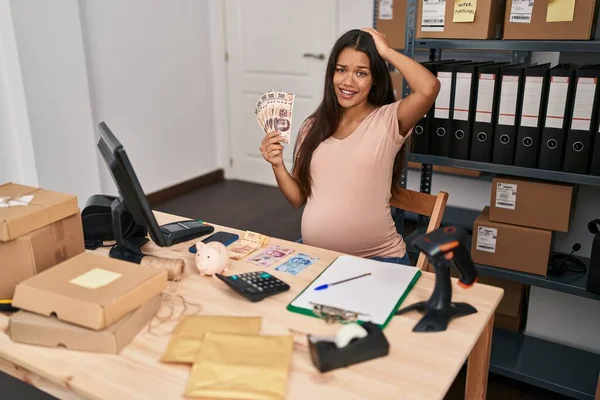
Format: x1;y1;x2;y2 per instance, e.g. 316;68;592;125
308;322;389;372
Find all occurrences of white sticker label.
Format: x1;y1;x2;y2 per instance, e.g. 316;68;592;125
545;76;569;129
571;77;596;131
379;0;393;19
520;76;543;128
476;226;497;253
70;268;122;289
422;0;446;31
510;0;534;23
495;182;517;210
498;76;518;126
435;71;452;119
453;72;472;121
476;74;495;123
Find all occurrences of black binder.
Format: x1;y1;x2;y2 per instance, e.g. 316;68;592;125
412;60;457;154
514;64;551;168
591;121;600;175
470;63;508;162
563;65;600;174
450;62;495;160
430;61;471;157
538;64;578;171
492;63;527;165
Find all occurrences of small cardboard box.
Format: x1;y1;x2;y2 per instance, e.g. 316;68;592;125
390;71;404;98
472;207;552;276
0;183;79;242
417;0;505;39
8;296;161;354
503;0;597;40
490;176;574;232
0;214;85;299
377;0;407;49
479;275;526;332
12;252;168;330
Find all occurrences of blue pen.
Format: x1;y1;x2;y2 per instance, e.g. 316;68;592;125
314;273;372;291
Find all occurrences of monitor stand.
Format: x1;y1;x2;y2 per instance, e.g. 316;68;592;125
110;198;149;256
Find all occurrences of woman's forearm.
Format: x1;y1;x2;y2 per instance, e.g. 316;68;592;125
272;165;306;209
381;49;440;97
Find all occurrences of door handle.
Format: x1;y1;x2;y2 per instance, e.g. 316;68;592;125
303;53;326;60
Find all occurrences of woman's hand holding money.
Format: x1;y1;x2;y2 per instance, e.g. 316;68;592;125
260;131;286;168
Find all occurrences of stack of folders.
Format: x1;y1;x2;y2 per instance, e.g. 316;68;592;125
413;61;600;176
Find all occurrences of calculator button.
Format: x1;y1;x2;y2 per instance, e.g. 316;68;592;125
231;276;238;280
260;273;271;278
257;287;264;292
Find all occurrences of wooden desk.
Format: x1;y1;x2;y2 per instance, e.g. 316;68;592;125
0;211;503;400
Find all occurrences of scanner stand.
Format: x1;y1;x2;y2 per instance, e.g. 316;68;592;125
395;246;477;332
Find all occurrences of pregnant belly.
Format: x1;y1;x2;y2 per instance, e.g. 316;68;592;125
301;201;404;258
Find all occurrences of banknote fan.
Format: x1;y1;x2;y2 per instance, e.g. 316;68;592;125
255;90;295;144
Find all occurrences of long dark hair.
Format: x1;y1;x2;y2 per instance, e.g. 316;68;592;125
293;29;405;198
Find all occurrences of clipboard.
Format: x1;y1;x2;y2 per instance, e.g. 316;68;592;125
286;255;421;328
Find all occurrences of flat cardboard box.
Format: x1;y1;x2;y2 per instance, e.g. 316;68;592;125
490;176;574;232
0;183;79;242
12;252;168;330
472;207;552;276
377;0;406;49
503;0;597;40
8;296;161;354
417;0;505;39
0;214;85;299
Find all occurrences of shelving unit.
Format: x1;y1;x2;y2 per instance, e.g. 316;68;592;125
373;1;600;399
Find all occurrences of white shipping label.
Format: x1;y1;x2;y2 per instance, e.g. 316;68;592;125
476;226;497;253
453;72;472;121
379;0;393;19
495;182;517;210
520;76;543;127
545;76;569;129
476;74;495;123
435;71;452;119
571;77;596;131
422;0;446;32
498;76;519;126
510;0;534;23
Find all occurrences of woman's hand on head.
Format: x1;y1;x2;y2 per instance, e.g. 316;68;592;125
260;131;286;168
361;28;392;60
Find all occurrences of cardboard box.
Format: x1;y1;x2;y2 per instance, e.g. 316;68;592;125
0;183;79;242
490;176;574;232
377;0;407;49
503;0;597;40
417;0;505;39
472;207;552;276
0;214;85;299
8;296;161;354
12;252;168;330
479;275;525;332
390;71;404;98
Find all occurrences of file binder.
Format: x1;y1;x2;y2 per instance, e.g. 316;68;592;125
493;64;527;165
430;61;471;157
470;63;508;162
591;119;600;175
538;64;577;171
412;60;457;154
450;62;495;160
563;65;600;174
514;64;550;168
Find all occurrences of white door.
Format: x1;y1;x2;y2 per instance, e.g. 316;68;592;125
225;0;336;185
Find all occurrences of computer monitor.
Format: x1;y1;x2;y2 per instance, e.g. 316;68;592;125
96;121;213;250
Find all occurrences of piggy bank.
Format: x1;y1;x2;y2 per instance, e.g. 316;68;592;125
194;241;229;276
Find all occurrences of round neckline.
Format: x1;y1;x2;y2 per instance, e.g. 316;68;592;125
330;107;378;142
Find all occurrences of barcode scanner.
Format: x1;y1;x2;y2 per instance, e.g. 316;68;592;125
396;226;478;333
